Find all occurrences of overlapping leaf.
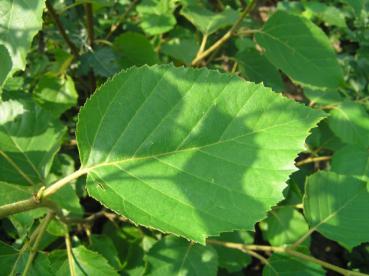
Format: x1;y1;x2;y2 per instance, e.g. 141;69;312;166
304;171;369;249
255;11;343;88
77;65;324;243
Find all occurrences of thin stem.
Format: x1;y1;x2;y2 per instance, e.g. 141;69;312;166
195;33;209;59
106;0;140;40
207;240;369;276
22;212;55;276
84;3;95;48
46;0;79;58
65;231;76;276
191;0;257;65
0;168;89;218
295;156;331;166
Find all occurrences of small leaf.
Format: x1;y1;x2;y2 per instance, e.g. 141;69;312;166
77;65;324;243
236;48;284;92
49;246;119;276
180;2;239;35
211;231;253;273
0;0;45;75
113;32;159;68
0;100;66;186
304;171;369;249
90;235;122;270
263;253;325;276
255;11;343;88
33;75;78;117
331;145;369;182
261;206;309;246
328;100;369;148
137;0;176;35
145;236;218;276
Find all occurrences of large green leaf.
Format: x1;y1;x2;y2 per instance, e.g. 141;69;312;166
0;100;66;186
0;0;45;75
49;246;118;276
261;206;309;246
255;11;343;88
327;100;369;148
180;2;239;35
304;171;369;249
77;65;324;243
145;236;218;276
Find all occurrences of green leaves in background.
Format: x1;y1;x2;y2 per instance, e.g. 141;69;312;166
0;44;12;87
137;0;176;35
113;32;159;68
0;241;53;276
180;1;239;35
0;0;45;78
145;236;218;276
0;100;65;186
304;171;369;249
328;100;369;147
33;75;78;117
255;11;343;88
77;64;324;243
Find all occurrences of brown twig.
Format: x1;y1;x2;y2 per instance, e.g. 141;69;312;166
191;0;257;65
46;0;79;58
295;156;331;167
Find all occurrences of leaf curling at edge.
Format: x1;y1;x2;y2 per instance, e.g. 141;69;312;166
76;64;326;244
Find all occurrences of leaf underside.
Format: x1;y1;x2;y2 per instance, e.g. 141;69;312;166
77;64;324;243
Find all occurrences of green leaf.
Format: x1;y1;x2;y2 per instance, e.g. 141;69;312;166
0;241;53;276
327;100;369;148
261;206;309;246
161;28;199;65
77;64;324;243
0;0;45;74
306;120;344;151
303;2;347;28
211;231;253;273
49;246;119;276
136;0;176;35
33;75;78;117
263;253;325;276
0;44;12;87
331;145;369;182
0;100;66;186
145;236;218;276
113;32;159;68
180;2;239;35
303;87;343;106
236;48;284;92
255;11;343;88
304;171;369;249
90;235;122;270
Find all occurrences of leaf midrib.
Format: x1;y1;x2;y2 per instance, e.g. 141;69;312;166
84;118;304;172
